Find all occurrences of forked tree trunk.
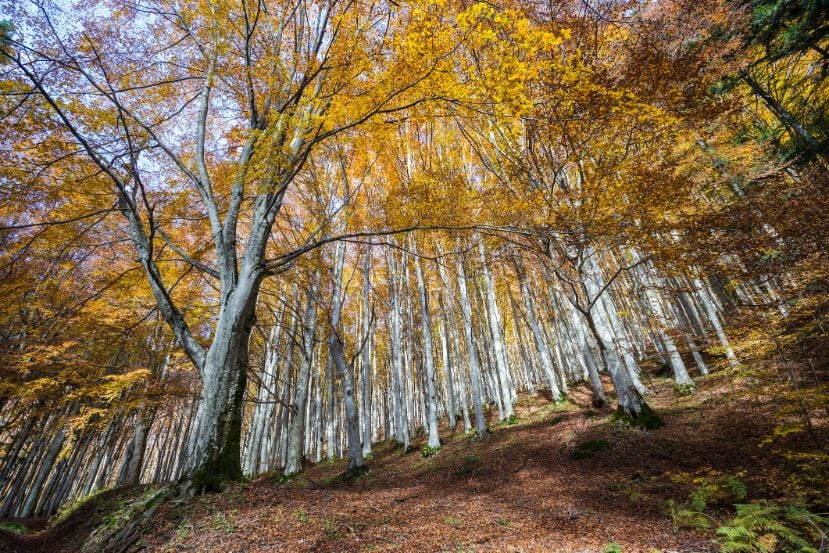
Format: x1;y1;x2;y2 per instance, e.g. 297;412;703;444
328;241;364;471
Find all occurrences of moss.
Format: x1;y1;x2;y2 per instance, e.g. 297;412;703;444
550;415;567;426
340;464;371;482
0;522;27;535
673;383;697;397
570;439;611;459
610;403;664;430
50;488;109;528
80;486;169;553
421;444;441;458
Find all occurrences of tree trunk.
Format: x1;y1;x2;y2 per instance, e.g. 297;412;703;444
386;248;410;449
638;265;694;388
413;247;441;449
438;294;458;430
478;239;514;417
740;70;824;158
117;407;149;486
456;243;488;439
284;271;321;477
328;240;364;471
361;246;373;457
695;279;739;368
514;256;562;400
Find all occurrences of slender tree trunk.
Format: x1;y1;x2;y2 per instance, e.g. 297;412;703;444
456;243;488;439
20;421;69;517
328;240;364;471
638;265;694;388
117;407;149;486
740;70;824;157
361;246;373;456
438;295;458;430
413;247;441;449
696;279;739;368
386;248;410;449
478;239;514;417
514;256;561;400
284;271;321;476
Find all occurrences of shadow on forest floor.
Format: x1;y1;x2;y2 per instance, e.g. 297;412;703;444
4;362;827;553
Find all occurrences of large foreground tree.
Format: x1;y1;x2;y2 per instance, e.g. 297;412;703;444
0;0;465;489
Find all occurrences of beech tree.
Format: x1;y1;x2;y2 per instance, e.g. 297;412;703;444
0;0;475;489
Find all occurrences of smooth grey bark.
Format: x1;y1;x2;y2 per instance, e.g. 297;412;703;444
274;298;299;471
668;282;710;376
695;279;740;368
328;240;364;471
506;288;534;390
570;304;608;407
117;407;149;486
20;421;68;517
361;246;373;456
326;353;337;460
436;246;472;432
582;252;647;396
437;296;458;430
386;248;410;449
82;421;117;496
244;322;281;476
478;239;514;418
571;255;647;419
413;248;441;449
474;282;504;418
284;271;321;476
455;245;488;439
402;256;417;434
514;256;562;400
638;265;694;387
183;267;264;489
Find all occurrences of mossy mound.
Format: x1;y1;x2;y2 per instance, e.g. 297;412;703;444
0;521;27;535
79;485;170;553
611;403;664;430
570;439;611;459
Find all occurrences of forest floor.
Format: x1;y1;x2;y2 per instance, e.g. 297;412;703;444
3;362;827;553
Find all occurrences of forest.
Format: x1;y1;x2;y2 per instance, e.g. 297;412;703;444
0;0;827;551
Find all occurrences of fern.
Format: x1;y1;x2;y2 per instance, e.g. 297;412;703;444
716;502;828;553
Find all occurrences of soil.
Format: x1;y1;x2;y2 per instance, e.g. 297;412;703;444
4;367;825;553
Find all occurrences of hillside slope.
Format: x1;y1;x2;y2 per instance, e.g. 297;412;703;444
139;371;819;553
4;368;826;553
